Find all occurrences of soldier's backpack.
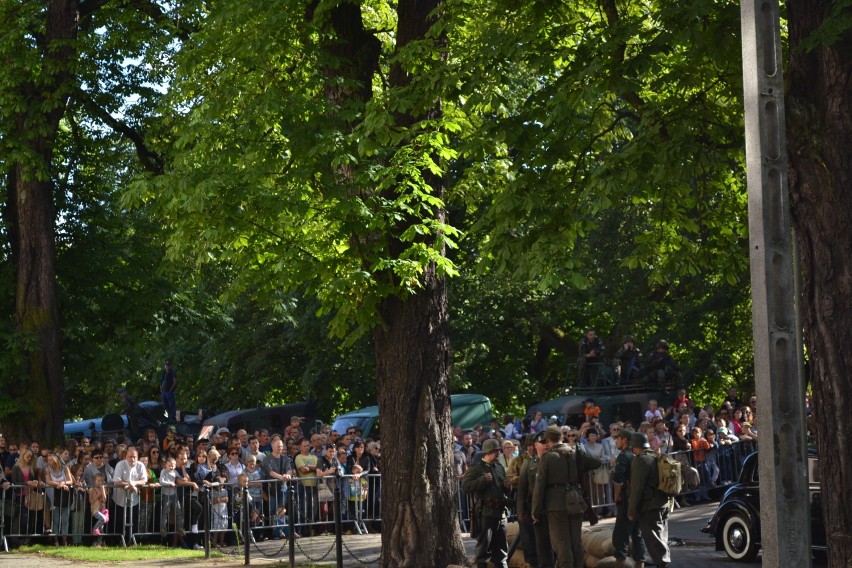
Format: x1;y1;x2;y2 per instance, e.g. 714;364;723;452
656;453;683;496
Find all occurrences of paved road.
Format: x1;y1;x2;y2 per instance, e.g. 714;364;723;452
0;501;825;567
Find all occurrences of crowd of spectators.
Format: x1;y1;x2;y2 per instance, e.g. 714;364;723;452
0;416;381;548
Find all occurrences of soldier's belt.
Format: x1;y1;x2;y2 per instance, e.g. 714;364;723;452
546;483;581;490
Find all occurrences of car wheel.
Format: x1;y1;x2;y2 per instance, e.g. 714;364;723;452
722;513;760;562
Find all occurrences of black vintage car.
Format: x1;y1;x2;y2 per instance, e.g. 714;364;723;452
701;450;825;562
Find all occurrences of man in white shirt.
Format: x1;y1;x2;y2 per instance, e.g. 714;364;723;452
112;447;148;541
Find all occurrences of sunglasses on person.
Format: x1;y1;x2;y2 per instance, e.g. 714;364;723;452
229;452;240;456
566;434;577;438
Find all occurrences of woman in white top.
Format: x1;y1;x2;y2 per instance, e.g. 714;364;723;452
583;430;613;514
496;440;516;472
225;448;245;485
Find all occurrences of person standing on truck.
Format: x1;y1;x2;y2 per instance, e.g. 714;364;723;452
160;361;177;422
578;329;605;386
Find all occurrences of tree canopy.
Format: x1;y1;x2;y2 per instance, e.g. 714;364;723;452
3;0;850;564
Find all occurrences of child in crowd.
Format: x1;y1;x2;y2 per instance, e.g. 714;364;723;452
347;464;369;535
644;399;664;422
583;399;602;423
233;472;263;542
159;457;183;540
273;505;291;539
209;473;229;546
69;463;88;544
690;427;712;503
244;458;264;527
88;472;109;542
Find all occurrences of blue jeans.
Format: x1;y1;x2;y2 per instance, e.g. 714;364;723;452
161;390;176;422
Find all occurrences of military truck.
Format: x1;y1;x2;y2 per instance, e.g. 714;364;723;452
527;385;677;429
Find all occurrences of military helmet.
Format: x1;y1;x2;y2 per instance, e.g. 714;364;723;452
631;432;651;449
481;439;501;453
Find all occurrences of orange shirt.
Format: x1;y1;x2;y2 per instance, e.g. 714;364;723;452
584;406;602;422
691;438;710;462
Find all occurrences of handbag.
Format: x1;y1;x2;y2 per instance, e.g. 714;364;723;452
317;480;334;503
25;489;46;511
593;465;611;485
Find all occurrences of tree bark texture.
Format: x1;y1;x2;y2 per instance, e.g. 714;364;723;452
374;268;467;568
373;0;466;564
786;1;852;565
4;0;79;445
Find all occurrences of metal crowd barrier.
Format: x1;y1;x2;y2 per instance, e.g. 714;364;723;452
1;472;384;552
579;438;758;513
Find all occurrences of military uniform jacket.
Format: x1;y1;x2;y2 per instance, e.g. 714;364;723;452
462;458;508;518
628;449;671;518
532;442;602;517
612;449;633;503
515;455;537;516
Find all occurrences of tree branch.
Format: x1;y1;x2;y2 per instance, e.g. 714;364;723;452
73;88;164;175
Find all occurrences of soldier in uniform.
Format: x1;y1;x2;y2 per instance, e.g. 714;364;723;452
529;431;554;568
611;429;646;568
628;432;672;568
532;425;602;568
462;438;510;568
515;434;542;568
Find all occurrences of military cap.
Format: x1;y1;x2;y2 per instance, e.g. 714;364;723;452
615;428;633;440
481;438;501;453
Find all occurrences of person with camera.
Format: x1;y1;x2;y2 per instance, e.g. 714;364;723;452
462;438;510;568
614;336;642;384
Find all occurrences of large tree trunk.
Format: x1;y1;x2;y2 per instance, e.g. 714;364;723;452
374;267;467;568
315;0;465;563
2;0;78;445
373;0;466;560
786;1;852;565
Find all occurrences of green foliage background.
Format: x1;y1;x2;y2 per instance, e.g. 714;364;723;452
1;0;756;429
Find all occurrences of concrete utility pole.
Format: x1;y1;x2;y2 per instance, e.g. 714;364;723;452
740;1;811;567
